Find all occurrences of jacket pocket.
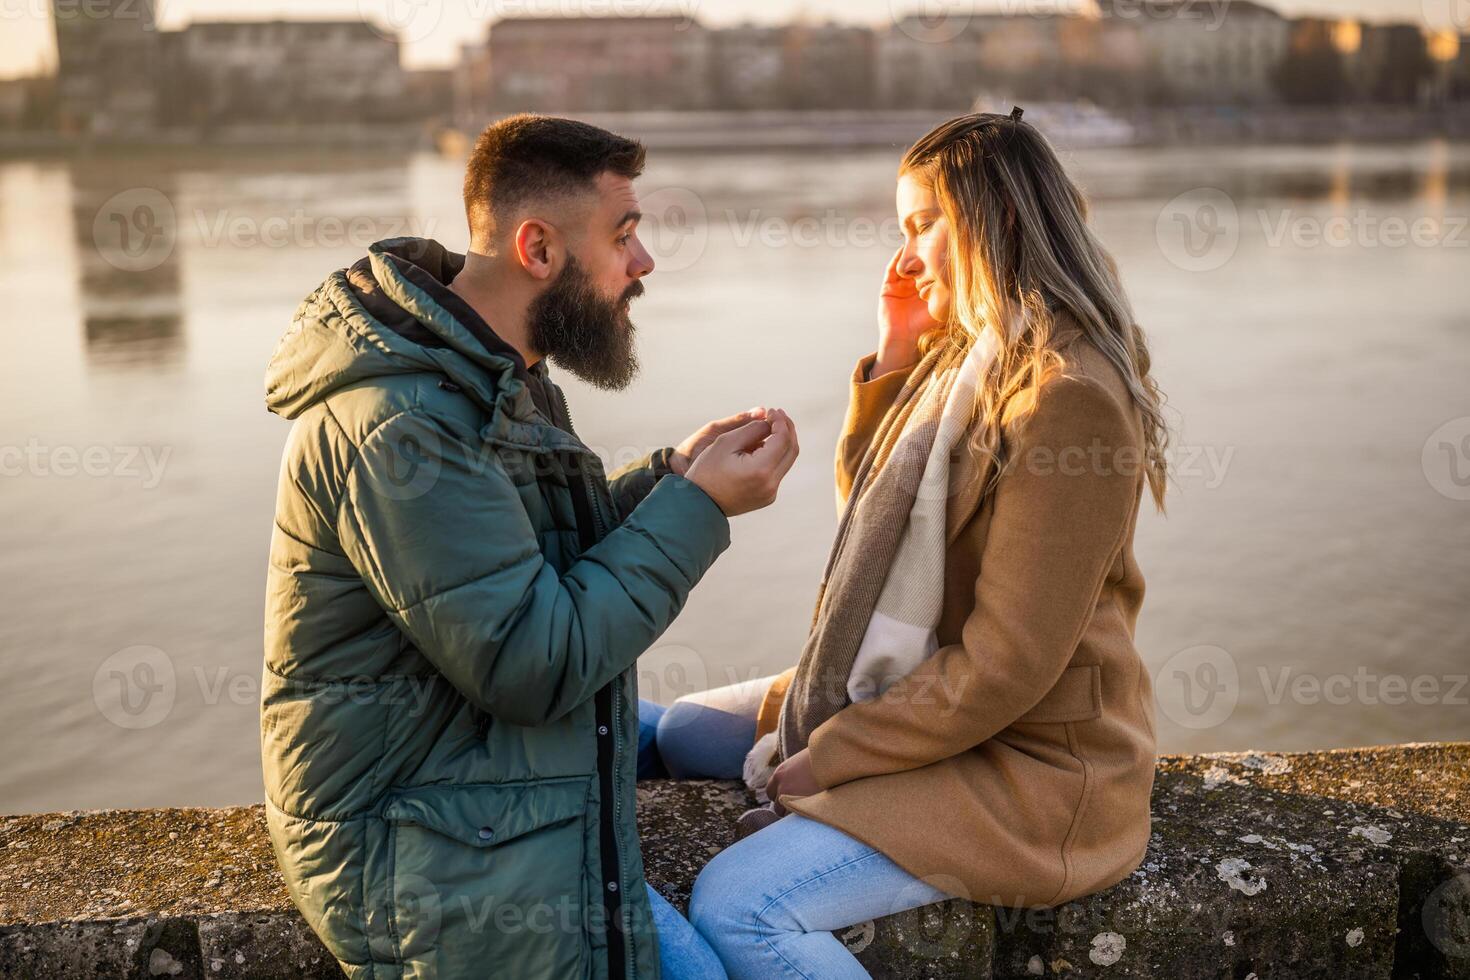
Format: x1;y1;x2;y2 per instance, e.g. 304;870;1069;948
1015;664;1103;724
380;776;594;978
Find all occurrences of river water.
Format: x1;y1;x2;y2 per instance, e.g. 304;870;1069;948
1;139;1466;813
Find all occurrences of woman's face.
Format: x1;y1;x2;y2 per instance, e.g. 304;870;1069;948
896;171;952;323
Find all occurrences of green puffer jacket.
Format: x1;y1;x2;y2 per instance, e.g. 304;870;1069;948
261;238;730;980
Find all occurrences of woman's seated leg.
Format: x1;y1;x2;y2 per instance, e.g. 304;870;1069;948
636;699;669;781
688;813;954;980
655;674;779;780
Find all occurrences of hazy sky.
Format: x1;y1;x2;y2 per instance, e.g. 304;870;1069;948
2;0;1463;79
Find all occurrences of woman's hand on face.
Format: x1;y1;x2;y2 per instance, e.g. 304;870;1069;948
766;747;820;816
875;246;939;379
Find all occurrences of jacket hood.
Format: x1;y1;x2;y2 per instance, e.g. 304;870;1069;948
265;237;531;421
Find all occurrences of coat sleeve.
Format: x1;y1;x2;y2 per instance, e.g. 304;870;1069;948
836;353;913;510
606;447;677;522
337;410;730;728
807;374;1142;789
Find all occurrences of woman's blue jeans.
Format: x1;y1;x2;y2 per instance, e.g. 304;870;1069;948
636;681;952;979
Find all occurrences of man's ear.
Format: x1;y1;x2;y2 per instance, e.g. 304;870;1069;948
513;219;558;281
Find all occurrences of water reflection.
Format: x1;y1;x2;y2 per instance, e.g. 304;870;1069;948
1;140;1466;813
67;159;185;368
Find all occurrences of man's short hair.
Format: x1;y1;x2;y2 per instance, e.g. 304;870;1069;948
463;114;646;246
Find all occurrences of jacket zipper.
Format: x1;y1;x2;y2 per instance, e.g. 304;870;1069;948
549;380;629;980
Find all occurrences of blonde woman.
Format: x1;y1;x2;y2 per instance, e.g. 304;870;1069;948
636;108;1167;978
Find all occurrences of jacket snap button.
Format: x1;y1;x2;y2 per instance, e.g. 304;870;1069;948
597;725;609;736
477;827;494;842
606;881;618;892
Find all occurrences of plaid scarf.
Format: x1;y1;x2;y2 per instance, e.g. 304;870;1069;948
774;330;1001;765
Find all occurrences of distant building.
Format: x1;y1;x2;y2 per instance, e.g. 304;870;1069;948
877;13;1147;110
0;75;56;131
1276;17;1353;104
875;18;958;109
51;0;162;135
1348;22;1437;104
1097;0;1292;105
162;20;408;127
781;23;875;109
455;41;494;126
710;25;786;109
487;16;711;111
1450;35;1470;102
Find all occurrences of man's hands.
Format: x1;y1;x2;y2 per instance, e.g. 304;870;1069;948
766;746;820;815
683;409;799;517
876;245;940;379
669;408;768;477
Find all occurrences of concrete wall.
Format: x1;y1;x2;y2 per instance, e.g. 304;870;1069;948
2;743;1468;978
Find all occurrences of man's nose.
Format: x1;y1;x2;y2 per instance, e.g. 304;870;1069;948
629;236;655;278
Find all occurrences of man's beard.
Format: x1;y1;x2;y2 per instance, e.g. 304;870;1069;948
527;255;642;391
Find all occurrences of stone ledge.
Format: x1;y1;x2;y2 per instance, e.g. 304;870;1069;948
2;743;1467;978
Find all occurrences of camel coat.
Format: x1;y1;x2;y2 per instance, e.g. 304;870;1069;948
760;328;1158;909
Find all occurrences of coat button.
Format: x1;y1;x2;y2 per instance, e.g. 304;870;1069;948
477;827;494;842
597;725;609;735
606;880;619;893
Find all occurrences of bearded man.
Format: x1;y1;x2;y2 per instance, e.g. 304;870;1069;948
260;114;798;979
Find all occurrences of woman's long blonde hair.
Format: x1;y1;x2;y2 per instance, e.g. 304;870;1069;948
901;111;1169;509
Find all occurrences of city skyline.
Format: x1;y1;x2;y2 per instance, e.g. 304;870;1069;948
2;0;1465;79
